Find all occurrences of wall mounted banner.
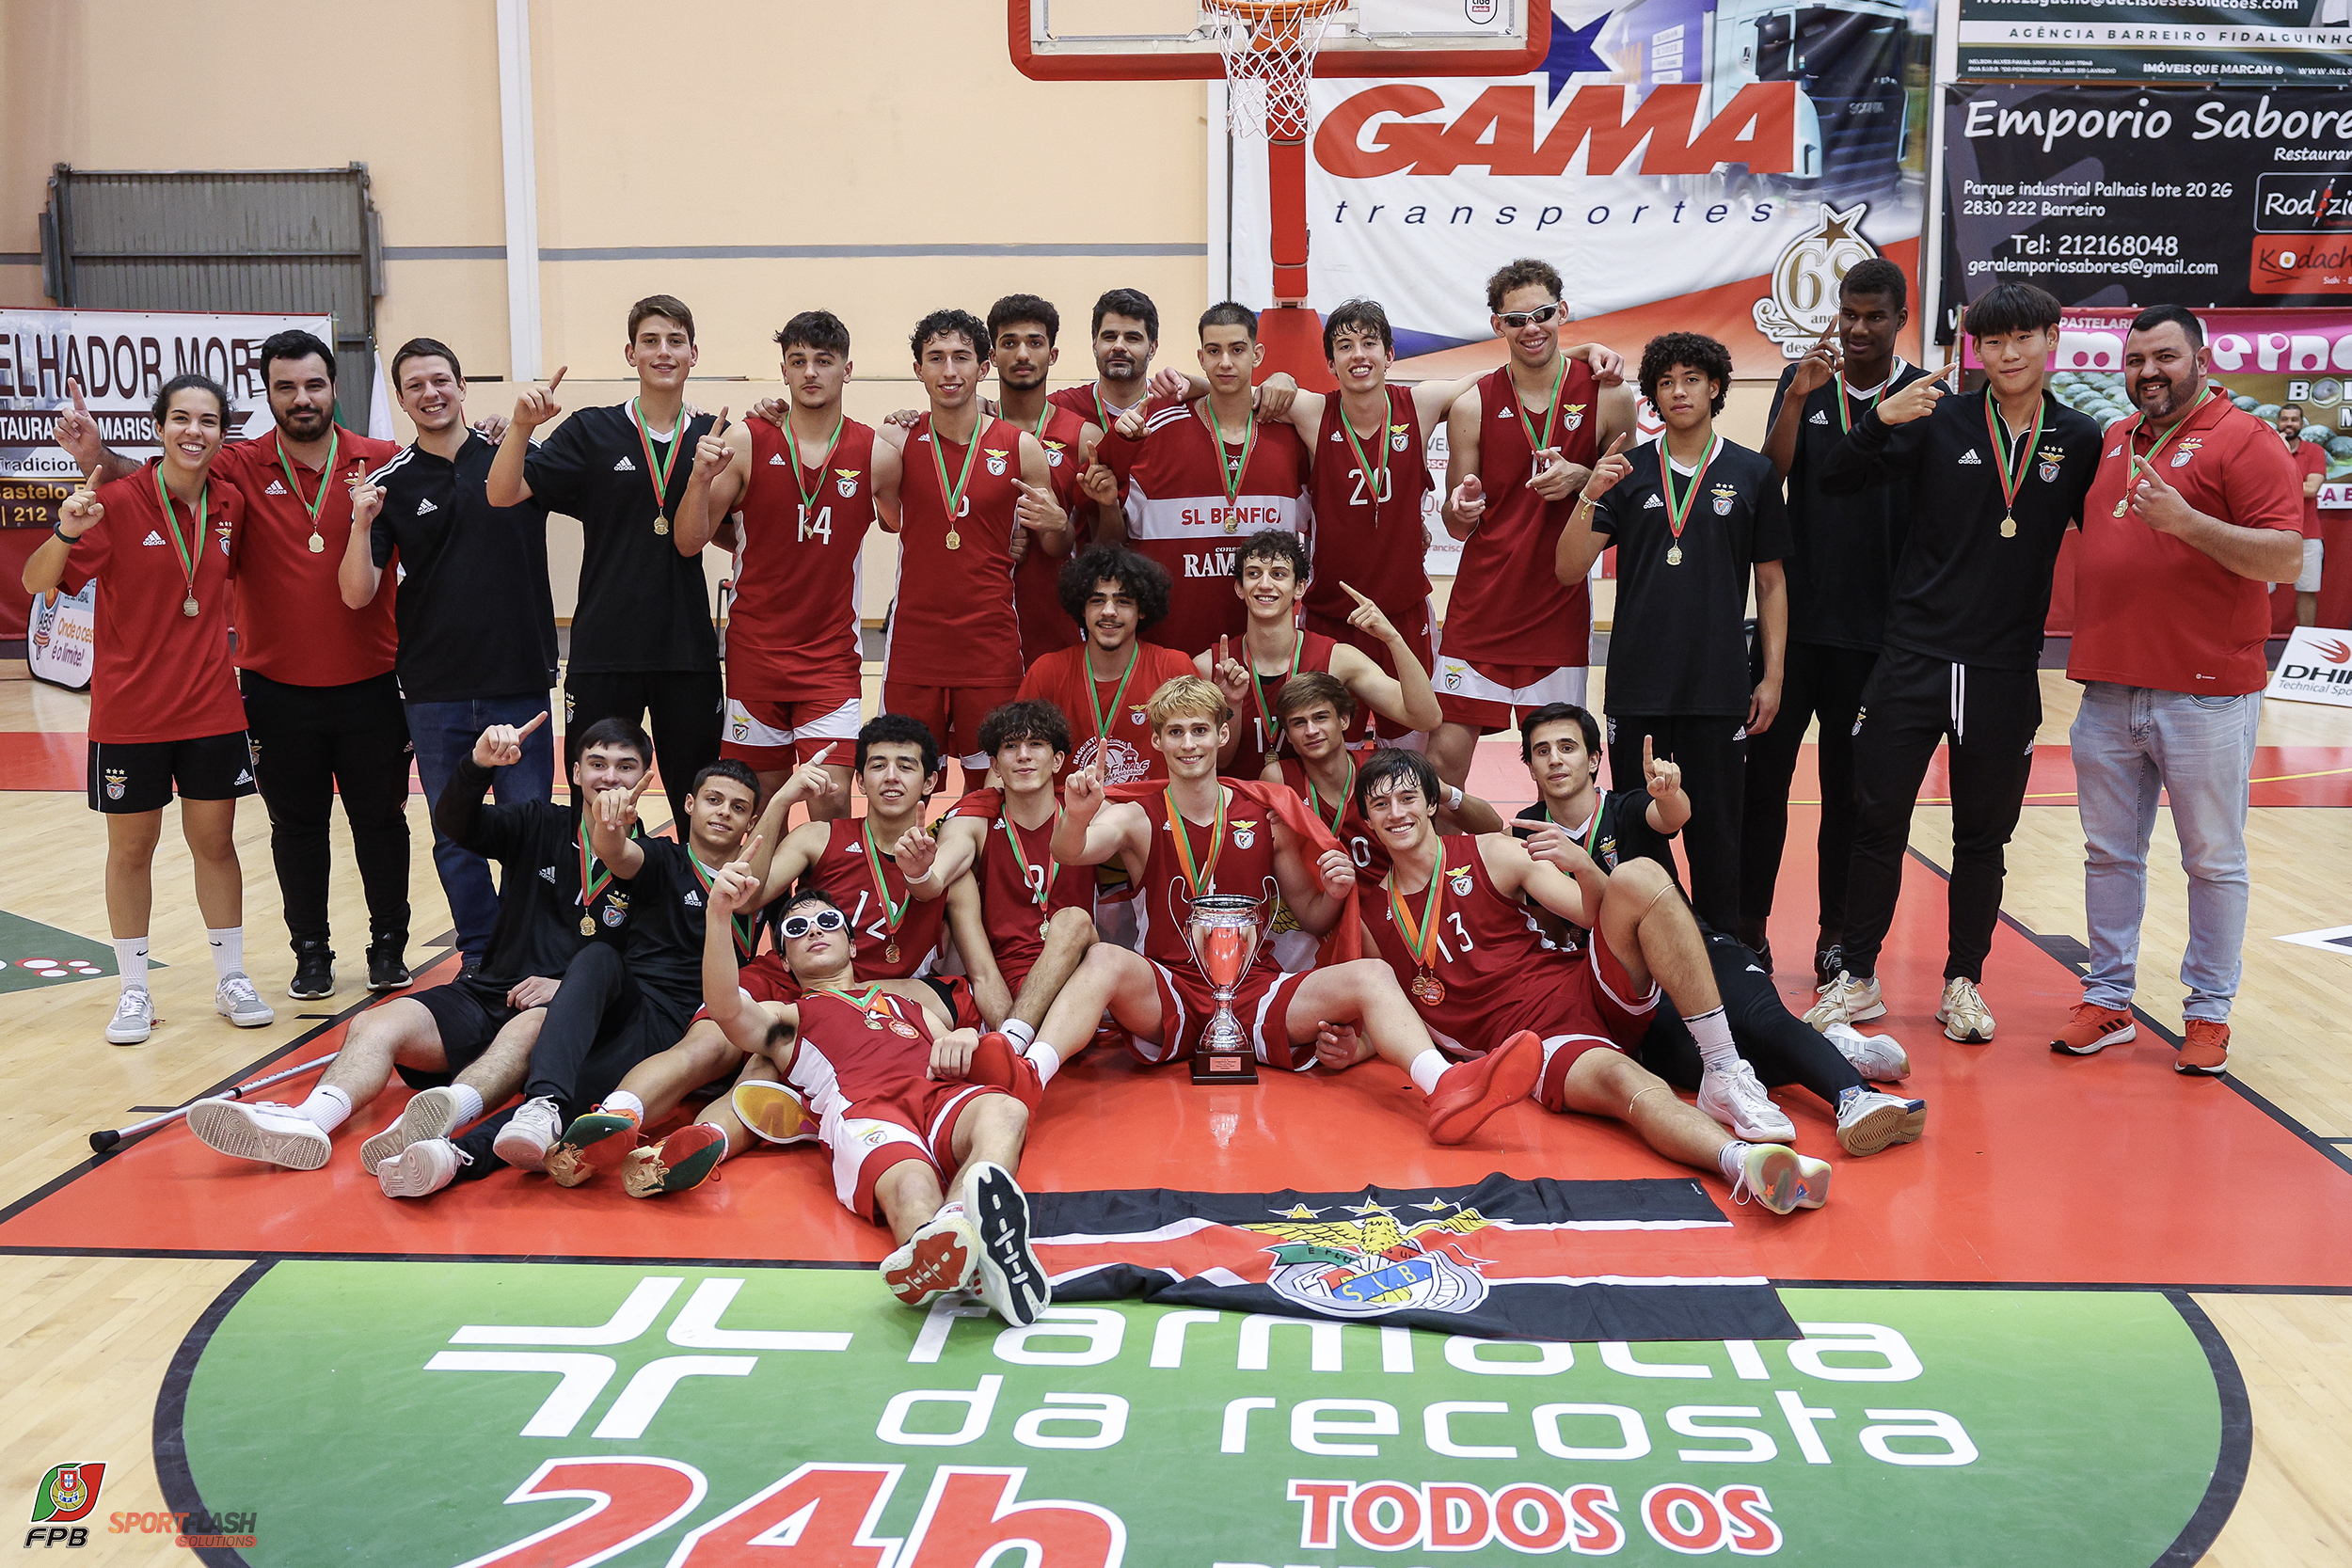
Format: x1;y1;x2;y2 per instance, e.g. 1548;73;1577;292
1940;84;2352;322
1231;1;1936;377
1955;0;2352;85
0;306;332;531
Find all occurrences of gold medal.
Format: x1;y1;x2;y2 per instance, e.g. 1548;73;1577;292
1040;918;1051;939
2000;516;2017;538
1222;516;1237;534
866;1012;884;1030
945;530;961;550
580;915;596;936
884;940;900;964
307;532;325;554
2113;498;2130;518
1657;435;1721;574
1666;545;1683;566
654;517;670;536
1411;968;1446;1006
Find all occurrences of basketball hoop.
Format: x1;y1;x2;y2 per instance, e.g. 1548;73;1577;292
1203;0;1346;140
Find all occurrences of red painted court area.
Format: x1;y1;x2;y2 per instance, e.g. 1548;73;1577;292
8;823;2348;1294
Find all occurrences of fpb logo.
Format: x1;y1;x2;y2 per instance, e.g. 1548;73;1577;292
25;1463;103;1548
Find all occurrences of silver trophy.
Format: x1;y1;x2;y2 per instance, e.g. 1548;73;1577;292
1182;892;1266;1084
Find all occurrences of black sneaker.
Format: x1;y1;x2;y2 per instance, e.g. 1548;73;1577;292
366;941;413;993
288;942;335;1001
1814;942;1847;990
968;1163;1052;1327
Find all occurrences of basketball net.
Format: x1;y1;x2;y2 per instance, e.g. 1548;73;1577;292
1205;0;1344;139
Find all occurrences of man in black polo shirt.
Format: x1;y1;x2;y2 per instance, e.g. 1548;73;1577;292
1810;281;2100;1042
344;338;560;973
1743;261;1929;984
1559;331;1789;937
488;294;723;828
182;711;603;1174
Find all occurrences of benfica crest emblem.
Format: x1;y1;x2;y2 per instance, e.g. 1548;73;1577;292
1711;483;1738;516
1561;404;1587;432
1390;423;1410;452
1043;439;1066;467
1231;819;1259;849
834;468;860;499
984;448;1010;477
2171;437;2203;469
1244;1199;1496;1317
2038;451;2064;484
1447;865;1475;895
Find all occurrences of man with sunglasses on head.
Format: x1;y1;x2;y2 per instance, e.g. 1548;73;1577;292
1428;260;1637;789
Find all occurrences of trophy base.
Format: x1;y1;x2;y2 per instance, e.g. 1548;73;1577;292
1191;1018;1260;1085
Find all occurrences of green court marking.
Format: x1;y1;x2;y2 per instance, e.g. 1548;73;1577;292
173;1262;2229;1566
0;910;151;994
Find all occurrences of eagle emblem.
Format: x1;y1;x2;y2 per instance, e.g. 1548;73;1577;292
1241;1198;1495;1317
1448;864;1475;895
835;468;860;499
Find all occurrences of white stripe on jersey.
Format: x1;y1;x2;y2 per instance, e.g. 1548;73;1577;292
1122;485;1308;542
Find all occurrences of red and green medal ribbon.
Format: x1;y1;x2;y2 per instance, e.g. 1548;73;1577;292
1248;631;1306;760
1384;863;1446;1004
1545;790;1608;863
811;981;895;1032
860;817;914;961
1088;643;1143;751
686;852;759;959
1656;434;1722;566
2112;386;2213;518
153;466;206;617
929;416;987;548
784;410;846;517
1164;785;1227;898
1982;394;2049;536
1208;402;1257;529
1337;395;1393;528
1514;355;1569;457
577;832;616;936
630;397;686;529
1836;362;1900;435
1000;812;1060;939
1306;752;1357;834
276;426;340;550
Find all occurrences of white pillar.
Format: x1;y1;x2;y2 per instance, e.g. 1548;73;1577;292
496;0;543;382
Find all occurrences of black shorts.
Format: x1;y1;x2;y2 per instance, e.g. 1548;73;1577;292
87;731;257;815
399;976;524;1090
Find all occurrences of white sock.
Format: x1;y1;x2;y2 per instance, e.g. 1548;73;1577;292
114;939;149;992
448;1084;486;1126
605;1090;646;1122
1028;1039;1064;1086
300;1085;353;1132
1684;1006;1739;1074
935;1198;967;1223
1718;1140;1753;1184
1002;1019;1036;1050
1407;1050;1449;1097
207;927;244;980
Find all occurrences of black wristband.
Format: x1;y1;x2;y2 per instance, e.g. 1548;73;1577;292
52;523;78;546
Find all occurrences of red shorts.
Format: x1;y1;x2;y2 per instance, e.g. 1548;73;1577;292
882;679;1021;767
1133;959;1312;1072
1431;653;1588;734
722;694;861;770
1531;925;1661;1110
826;1077;1011;1222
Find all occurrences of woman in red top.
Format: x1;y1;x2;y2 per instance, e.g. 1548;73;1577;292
23;374;275;1046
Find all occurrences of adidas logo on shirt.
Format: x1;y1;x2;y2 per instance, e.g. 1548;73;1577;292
684;891;704;908
613;456;637;472
264;479;289;496
416;498;438;515
538;865;558;883
1957;450;1982;465
1643;493;1664;508
142;530;166;546
1808;409;1828;425
770;453;787;465
234;769;253;784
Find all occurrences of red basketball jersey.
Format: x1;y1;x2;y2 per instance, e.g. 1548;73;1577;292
885;414;1024;686
1273;756;1390;884
1097;402;1312;656
1368;834;1597;1056
1441;360;1601;668
1227;627;1373;782
1303;388;1432;650
1131;784;1286;982
961;794;1097;981
730;416;876;699
784;986;939;1113
1012;402;1094;666
810;818;946;977
1014;641;1201;785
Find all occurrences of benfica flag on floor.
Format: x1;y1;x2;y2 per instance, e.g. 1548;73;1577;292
1026;1173;1796;1343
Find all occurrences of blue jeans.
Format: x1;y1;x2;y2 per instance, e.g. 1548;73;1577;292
2072;682;2261;1022
405;692;555;961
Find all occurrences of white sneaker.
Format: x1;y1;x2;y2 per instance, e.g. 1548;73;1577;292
1804;972;1884;1030
106;988;156;1045
493;1095;564;1173
1732;1143;1832;1214
1823;1021;1911;1081
185;1098;331;1170
378;1137;468;1197
1697;1060;1796;1142
1836;1089;1928;1157
215;974;276;1029
1937;977;1996;1043
882;1210;979;1308
359;1085;469;1176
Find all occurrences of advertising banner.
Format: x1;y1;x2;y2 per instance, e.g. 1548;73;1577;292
1232;0;1936;379
2267;624;2352;704
24;579;95;691
0;307;334;532
1955;0;2352;85
1940;84;2352;318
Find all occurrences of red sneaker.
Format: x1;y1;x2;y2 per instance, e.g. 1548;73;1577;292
2049;1001;2137;1056
2176;1020;2230;1076
969;1032;1045;1115
1425;1031;1542;1147
620;1122;727;1197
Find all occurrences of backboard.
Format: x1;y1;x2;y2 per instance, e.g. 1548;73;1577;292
1009;0;1549;80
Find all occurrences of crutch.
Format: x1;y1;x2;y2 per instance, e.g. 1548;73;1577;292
88;1051;341;1153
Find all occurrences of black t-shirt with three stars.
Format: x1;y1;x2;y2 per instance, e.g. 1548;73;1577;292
524;404;721;675
1592;436;1790;718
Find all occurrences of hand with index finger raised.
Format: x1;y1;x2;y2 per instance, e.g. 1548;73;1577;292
1877;360;1953;427
1340;581;1397;641
512;366;567;431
